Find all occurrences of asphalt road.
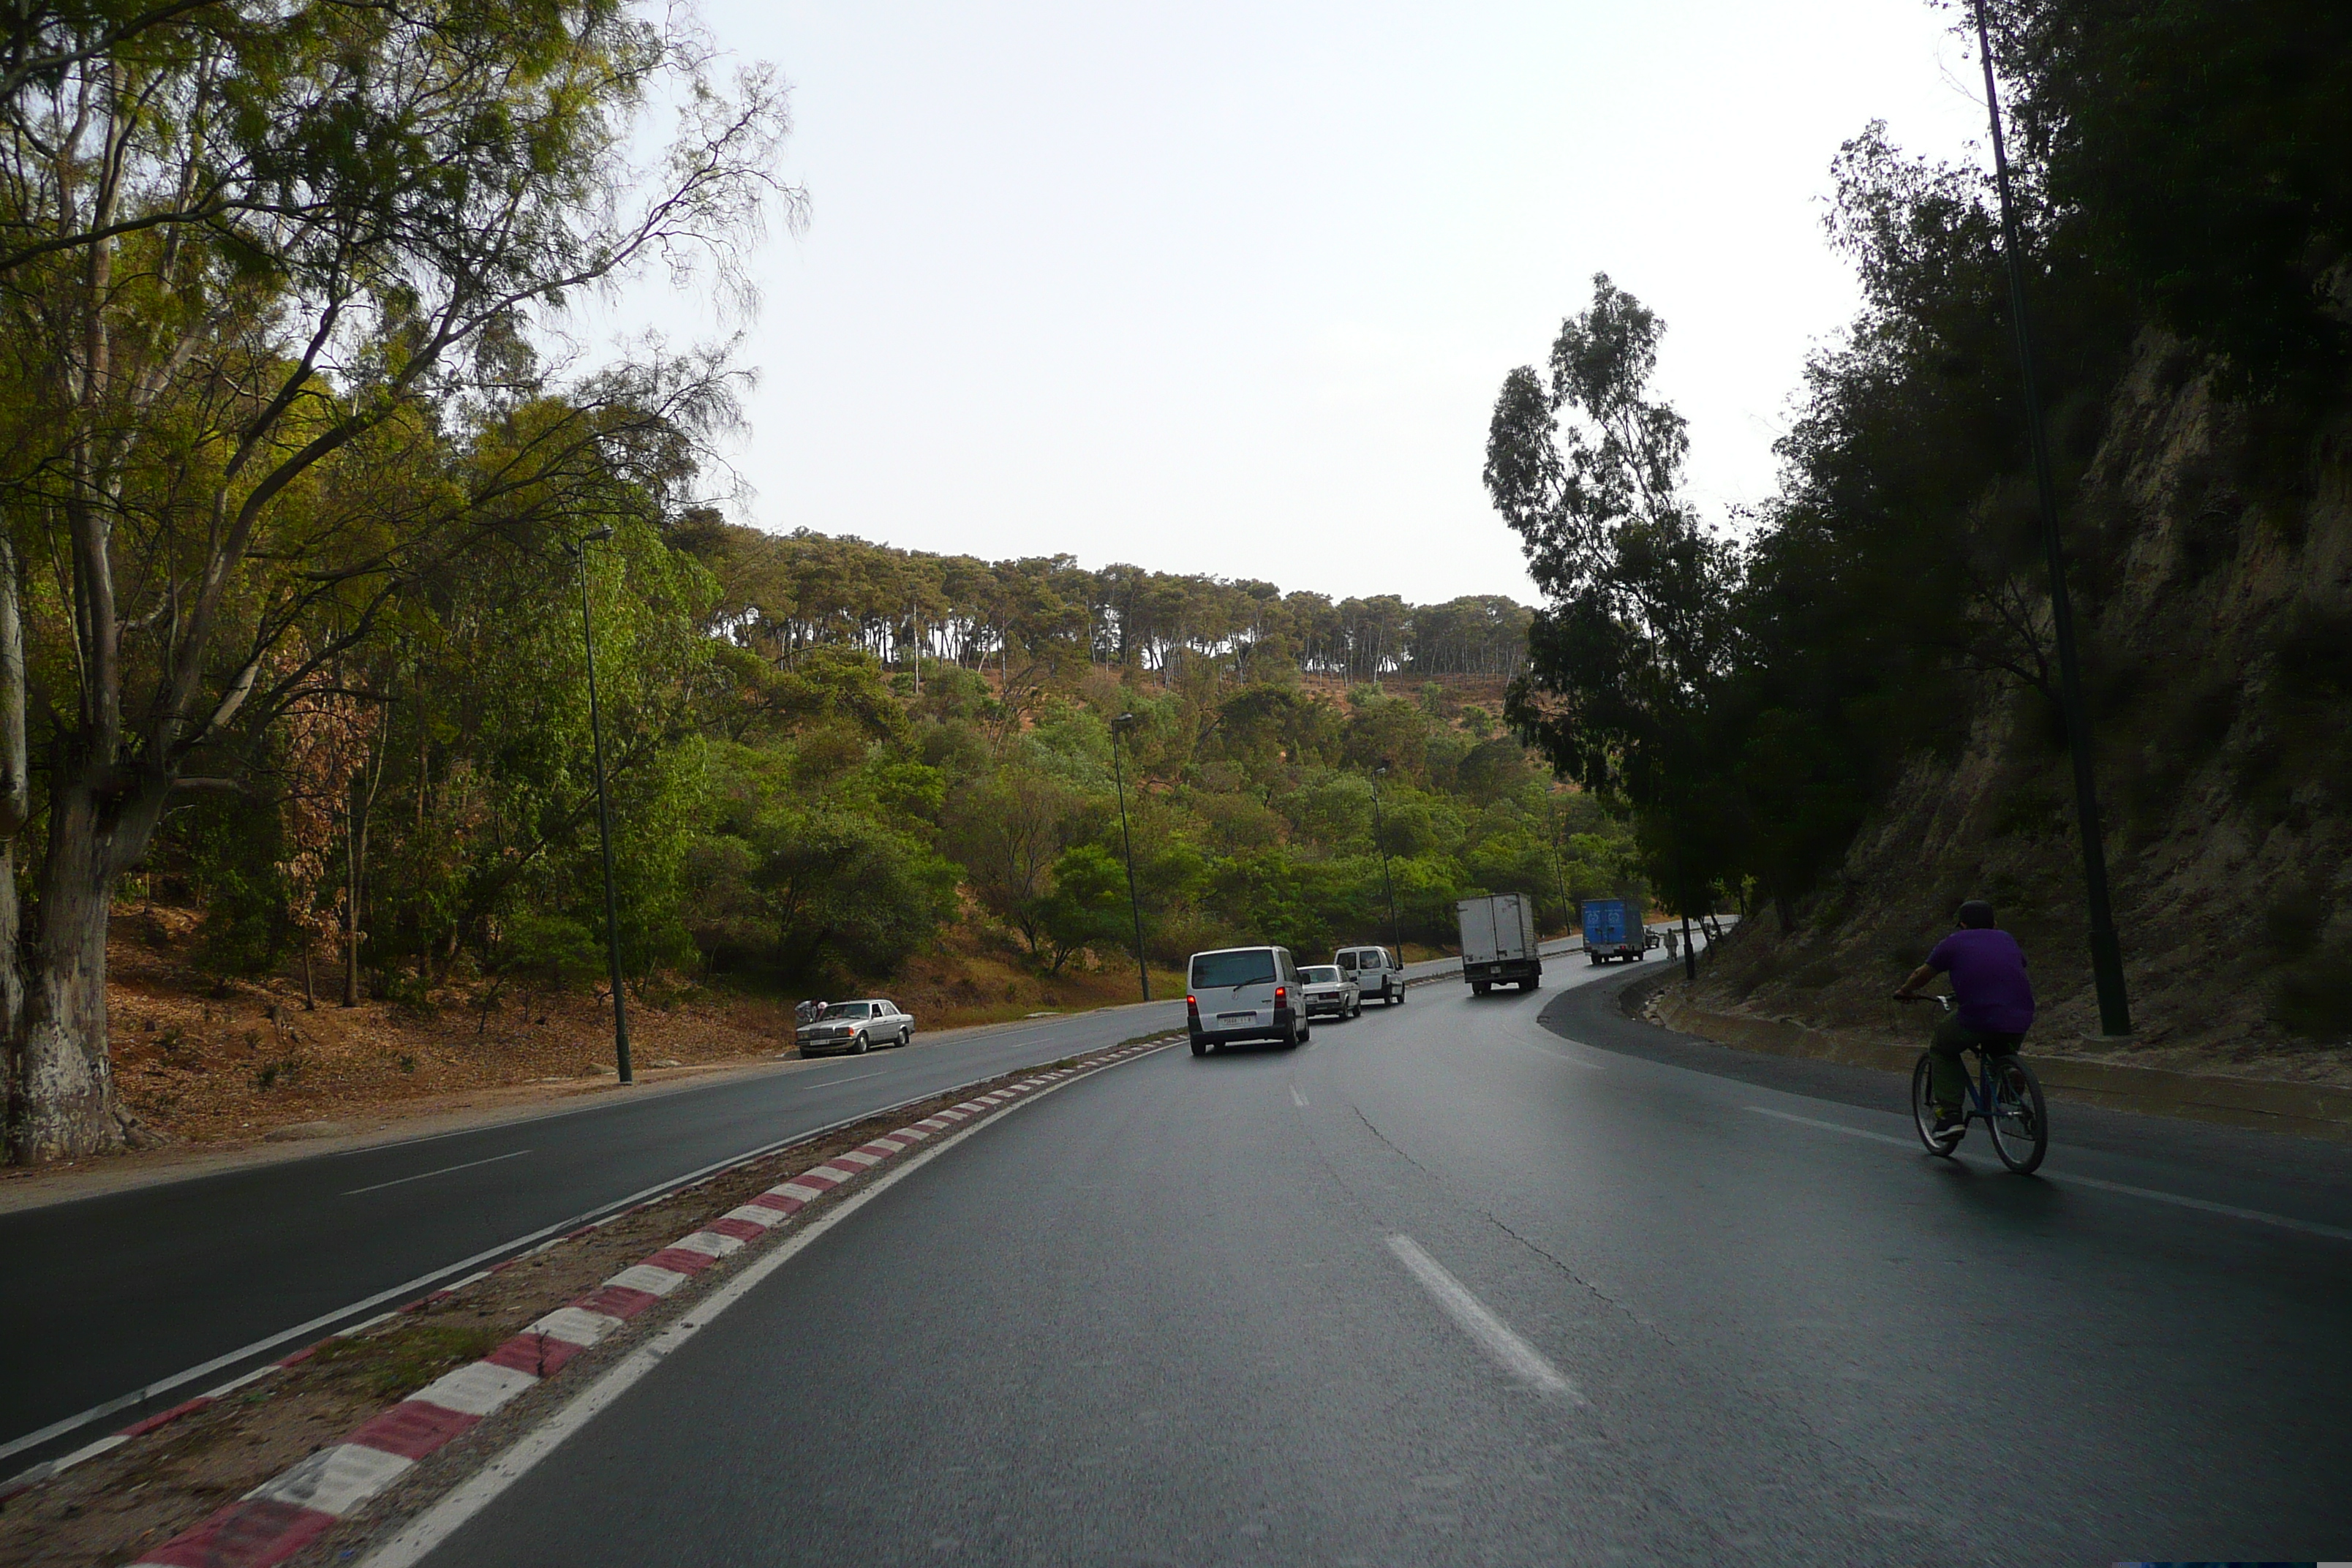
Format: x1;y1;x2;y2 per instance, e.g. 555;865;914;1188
0;996;1178;1466
2;942;1580;1471
410;955;2352;1565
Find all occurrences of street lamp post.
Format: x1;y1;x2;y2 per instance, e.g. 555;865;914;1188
570;526;633;1085
1371;764;1401;957
1969;1;2131;1038
1110;713;1150;1001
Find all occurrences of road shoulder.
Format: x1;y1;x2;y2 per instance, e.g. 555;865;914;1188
1540;965;2352;1191
0;1000;1178;1216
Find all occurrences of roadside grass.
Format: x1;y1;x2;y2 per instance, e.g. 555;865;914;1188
309;1323;505;1403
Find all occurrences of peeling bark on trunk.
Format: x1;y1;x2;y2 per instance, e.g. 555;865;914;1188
9;770;165;1163
0;540;28;1147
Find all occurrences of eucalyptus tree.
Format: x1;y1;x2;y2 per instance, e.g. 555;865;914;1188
1484;274;1741;912
0;0;793;1161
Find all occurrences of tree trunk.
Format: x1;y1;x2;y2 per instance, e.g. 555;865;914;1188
8;769;166;1163
0;538;26;1139
340;728;385;1007
342;803;362;1007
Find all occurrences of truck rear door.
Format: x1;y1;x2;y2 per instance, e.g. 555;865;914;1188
1458;897;1499;964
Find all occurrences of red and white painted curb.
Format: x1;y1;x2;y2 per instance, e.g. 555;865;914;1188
119;1039;1172;1568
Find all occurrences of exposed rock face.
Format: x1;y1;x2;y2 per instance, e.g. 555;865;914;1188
1701;332;2352;1074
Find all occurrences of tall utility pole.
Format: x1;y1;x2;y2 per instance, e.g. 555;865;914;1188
572;526;633;1084
1547;793;1579;939
1110;713;1150;1001
1371;764;1401;956
1970;1;2131;1037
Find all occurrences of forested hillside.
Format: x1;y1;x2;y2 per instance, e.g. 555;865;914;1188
1492;0;2352;1065
167;519;1606;1008
80;523;1627;1150
0;0;1602;1164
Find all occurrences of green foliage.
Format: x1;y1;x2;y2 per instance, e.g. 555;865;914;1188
1485;274;1741;915
1996;0;2352;390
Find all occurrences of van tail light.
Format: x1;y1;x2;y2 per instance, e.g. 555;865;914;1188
1186;994;1198;1014
1275;985;1287;1004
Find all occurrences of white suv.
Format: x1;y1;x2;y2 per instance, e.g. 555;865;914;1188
1334;945;1405;1006
1187;946;1306;1055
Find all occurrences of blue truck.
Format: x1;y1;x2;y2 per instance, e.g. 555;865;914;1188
1580;899;1654;965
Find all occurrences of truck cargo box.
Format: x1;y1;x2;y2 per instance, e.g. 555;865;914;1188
1458;892;1542;994
1580;899;1651;964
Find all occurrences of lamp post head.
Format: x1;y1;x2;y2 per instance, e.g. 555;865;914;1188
581;526;616;543
1113;712;1137;727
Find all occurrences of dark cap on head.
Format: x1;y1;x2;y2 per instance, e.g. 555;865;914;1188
1956;900;1997;929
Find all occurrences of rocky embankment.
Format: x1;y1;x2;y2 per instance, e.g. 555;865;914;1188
1696;331;2352;1080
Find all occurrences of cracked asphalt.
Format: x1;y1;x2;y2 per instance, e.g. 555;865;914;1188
407;957;2352;1565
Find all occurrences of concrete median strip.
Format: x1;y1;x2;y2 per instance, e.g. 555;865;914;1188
106;1036;1178;1568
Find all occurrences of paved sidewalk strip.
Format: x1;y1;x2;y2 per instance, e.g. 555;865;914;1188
121;1041;1172;1568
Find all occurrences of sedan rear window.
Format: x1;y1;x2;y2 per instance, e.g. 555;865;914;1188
1300;966;1341;983
1191;950;1276;989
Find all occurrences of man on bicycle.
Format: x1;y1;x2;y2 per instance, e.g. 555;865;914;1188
1895;900;2035;1134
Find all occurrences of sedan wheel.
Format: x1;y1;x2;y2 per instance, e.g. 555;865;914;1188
898;1027;911;1047
854;1031;870;1055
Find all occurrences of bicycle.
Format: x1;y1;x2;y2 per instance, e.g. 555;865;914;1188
1896;993;2049;1175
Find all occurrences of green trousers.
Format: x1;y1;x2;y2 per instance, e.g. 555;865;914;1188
1930;1014;2026;1109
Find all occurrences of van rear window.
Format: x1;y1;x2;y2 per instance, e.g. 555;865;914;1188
1191;950;1276;989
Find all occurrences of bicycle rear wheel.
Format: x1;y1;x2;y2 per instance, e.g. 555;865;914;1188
1910;1054;1961;1156
1986;1055;2048;1175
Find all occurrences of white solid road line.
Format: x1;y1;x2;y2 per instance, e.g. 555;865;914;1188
344;1148;534;1196
0;1125;856;1468
355;1045;1176;1568
1291;1085;1309;1108
1744;1106;2352;1244
1385;1235;1583;1403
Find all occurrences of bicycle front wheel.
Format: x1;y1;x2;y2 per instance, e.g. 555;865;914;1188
1911;1054;1960;1157
1987;1055;2049;1175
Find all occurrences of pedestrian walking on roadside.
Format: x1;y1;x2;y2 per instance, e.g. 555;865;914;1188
1665;927;1680;962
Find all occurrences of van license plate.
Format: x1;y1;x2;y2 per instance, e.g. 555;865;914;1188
1218;1011;1253;1022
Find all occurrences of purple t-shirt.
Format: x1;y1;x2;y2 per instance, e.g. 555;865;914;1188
1927;928;2035;1034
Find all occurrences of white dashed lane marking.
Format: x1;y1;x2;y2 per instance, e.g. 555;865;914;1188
1386;1235;1583;1403
344;1149;533;1196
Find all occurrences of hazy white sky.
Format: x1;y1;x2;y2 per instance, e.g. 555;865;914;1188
611;1;1991;603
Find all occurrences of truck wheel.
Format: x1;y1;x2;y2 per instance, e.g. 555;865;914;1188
1472;981;1490;996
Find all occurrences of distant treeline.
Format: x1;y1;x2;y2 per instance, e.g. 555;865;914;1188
676;518;1531;686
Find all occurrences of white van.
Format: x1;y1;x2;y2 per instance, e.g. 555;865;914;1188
1333;944;1405;1006
1187;946;1305;1055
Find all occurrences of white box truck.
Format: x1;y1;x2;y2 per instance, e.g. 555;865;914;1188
1458;892;1542;995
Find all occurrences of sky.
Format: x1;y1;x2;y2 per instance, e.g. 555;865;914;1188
596;0;1993;605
